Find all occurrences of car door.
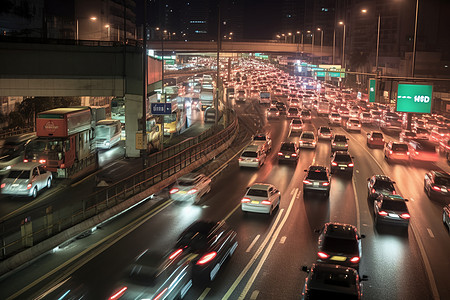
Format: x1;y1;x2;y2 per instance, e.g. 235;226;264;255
32;167;41;191
424;173;432;190
268;187;275;205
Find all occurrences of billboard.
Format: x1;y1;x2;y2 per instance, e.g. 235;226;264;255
396;83;432;113
369;79;376;103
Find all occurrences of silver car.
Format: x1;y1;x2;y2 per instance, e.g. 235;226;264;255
1;162;52;198
170;173;211;204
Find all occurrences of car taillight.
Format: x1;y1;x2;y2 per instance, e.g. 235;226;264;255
348;163;354;167
400;213;411;219
39;159;46;164
370;137;373;141
27;183;32;190
153;288;168;300
317;251;329;259
278;152;283;156
378;211;388;216
392;190;396;195
322;182;330;186
109;287;127;300
350;256;360;263
169;248;183;260
187;188;198;195
389;150;393;154
345;143;348;147
238;158;243;161
196;252;217;265
261;200;271;205
406;152;410;155
255;158;259;162
332;142;336;145
415;151;419;155
371;188;376;194
23;159;29;163
303;180;312;184
0;183;5;189
331;162;338;166
431;185;441;192
170;188;179;194
241;197;251;203
292;153;297;157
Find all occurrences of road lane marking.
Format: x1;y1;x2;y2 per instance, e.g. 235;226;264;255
238;189;297;300
246;235;261;252
280;236;287;244
410;197;415;202
223;202;242;222
351;177;361;229
427;228;435;238
250;290;259;300
197;288;211;300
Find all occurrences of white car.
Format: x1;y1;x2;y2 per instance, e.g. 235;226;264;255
290;118;304;133
170;173;211;204
1;162;52;198
328;113;341;125
299;131;317;149
346;118;361;132
239;145;266;168
252;133;272;153
241;183;281;215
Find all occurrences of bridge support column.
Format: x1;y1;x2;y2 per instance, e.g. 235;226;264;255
125;93;143;158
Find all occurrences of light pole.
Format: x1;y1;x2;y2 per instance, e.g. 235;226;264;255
76;16;97;41
339;21;346;69
332;28;336;65
411;0;419;77
361;9;381;73
105;24;110;40
288;32;292;43
282;33;286;43
317;28;323;64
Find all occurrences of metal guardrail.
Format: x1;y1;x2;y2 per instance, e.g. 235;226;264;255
0;127;34;140
0;111;237;260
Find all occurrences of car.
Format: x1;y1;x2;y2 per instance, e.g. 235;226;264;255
278;142;299;163
316;223;365;269
408;140;438;162
266;107;280;119
290;118;304;133
276;102;287;115
0;162;52;198
373;194;410;228
241;183;281;215
238;145;266;168
366;131;385;148
331;134;348;152
287;107;300;119
399;130;417;142
170;173;211;204
345;118;361;132
252;133;272;153
444;204;450;229
384;141;410;161
359;112;372;124
328;112;341;125
412;127;430;140
330;151;354;175
299;131;317;149
289;97;301;107
430;127;450;143
367;175;397;200
424;171;450;199
317;126;332;140
300;110;312;122
301;263;368;300
0;133;37;176
303;165;331;197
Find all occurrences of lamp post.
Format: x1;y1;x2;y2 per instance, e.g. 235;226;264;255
282;33;286;43
317;28;323;64
411;0;419;77
288;32;292;43
332;28;336;64
105;24;110;40
76;16;97;41
339;21;346;69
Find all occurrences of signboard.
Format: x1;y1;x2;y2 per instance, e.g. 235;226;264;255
369;79;376;103
396;83;433;113
316;71;326;77
329;72;343;78
151;103;172;115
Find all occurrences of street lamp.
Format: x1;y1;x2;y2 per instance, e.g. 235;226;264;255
105;24;110;40
361;9;380;73
282;33;286;43
339;21;346;69
288;32;292;43
76;16;97;41
317;28;324;64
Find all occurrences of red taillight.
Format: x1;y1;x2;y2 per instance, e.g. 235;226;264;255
331;161;338;166
169;248;183;260
109;287;127;300
23;159;29;163
317;251;329;259
415;151;419;155
261;200;271;205
153;288;168;300
389;150;393;154
303;180;312;184
332;142;336;146
350;256;360;263
187;188;198;195
392;190;396;195
238;158;243;161
345;143;348;147
197;252;217;265
378;211;388;216
371;188;376;194
39;159;46;164
400;213;411;219
292;153;297;157
348;163;354;167
241;197;251;203
27;183;32;190
170;188;179;194
431;185;441;192
278;152;283;156
370;137;373;141
322;182;330;186
406;151;410;155
0;183;5;188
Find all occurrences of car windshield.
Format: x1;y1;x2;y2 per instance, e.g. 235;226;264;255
307;171;328;180
374;180;394;190
302;133;314;139
247;189;268;197
331;113;340;117
320;128;331;133
269;108;278;112
242;151;257;158
416;128;429;134
435;176;450;186
301;111;311;116
372;132;383;138
253;135;266;141
7;170;30;179
177;179;195;186
288;108;298;113
382;200;408;211
292;119;302;125
323;237;358;253
392;144;408;151
404;132;416;137
416;142;436;152
334;154;351;162
281;143;295;151
334;136;347;142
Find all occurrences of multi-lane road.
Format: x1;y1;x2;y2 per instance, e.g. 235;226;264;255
1;96;449;300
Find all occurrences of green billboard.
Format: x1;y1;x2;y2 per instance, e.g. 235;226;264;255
396;83;432;113
316;71;326;77
369;79;376;103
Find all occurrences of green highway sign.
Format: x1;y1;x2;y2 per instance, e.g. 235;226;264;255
396;83;433;113
316;71;326;77
369;79;376;103
329;72;341;78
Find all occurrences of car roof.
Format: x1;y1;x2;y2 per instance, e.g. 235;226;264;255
308;263;358;290
249;183;272;190
431;171;450;178
334;151;350;156
244;144;261;151
380;194;405;201
324;223;358;239
10;162;42;170
308;165;327;172
373;175;393;182
178;173;203;181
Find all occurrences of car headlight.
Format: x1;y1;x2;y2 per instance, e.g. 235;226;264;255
2;165;11;171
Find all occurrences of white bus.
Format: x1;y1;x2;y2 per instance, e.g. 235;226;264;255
95;119;122;149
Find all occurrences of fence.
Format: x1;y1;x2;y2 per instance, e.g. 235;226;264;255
0;126;34;140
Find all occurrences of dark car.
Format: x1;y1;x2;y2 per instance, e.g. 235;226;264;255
316;223;365;270
444;204;450;230
373;195;410;228
367;175;397;200
276;102;287;114
318;126;333;140
331;135;349;152
424;171;450;199
303;165;331;197
301;263;368;300
408;140;438;162
330;151;354;175
278;142;299;163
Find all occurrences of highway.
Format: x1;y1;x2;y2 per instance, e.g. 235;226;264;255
0;96;449;300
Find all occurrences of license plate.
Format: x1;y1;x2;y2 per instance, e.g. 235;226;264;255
177;191;187;194
285;155;290;158
313;182;319;187
12;184;19;187
330;256;347;262
390;214;400;219
340;167;345;170
251;200;259;204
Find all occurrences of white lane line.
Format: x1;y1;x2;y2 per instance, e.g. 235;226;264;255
246;235;261;253
197;287;211;300
427;228;435;238
351;177;361;230
280;236;287;244
410;197;415;202
250;290;259;300
238;187;298;300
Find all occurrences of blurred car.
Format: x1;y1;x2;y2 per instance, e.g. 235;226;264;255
444;204;450;229
366;131;385;148
252;133;272;153
328;112;342;125
278;142;299;163
238;145;266;168
289;98;301;107
241;183;281;215
373;194;410;228
300;110;312;122
359;112;372;125
303;165;331;197
266;107;280;119
399;130;417;142
170;173;211;204
290;118;304;133
430;127;450;143
299;131;317;149
330;151;354;175
412;127;430;140
316;223;365;269
287;107;300;119
331;134;349;152
367;175;397;200
0;162;52;198
345;118;361;132
276;102;287;114
384;142;410;161
408;140;438;162
424;171;450;199
0;133;37;176
301;263;367;300
317;126;333;140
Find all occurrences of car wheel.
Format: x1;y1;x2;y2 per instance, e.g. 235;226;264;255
269;205;273;216
47;178;52;189
31;187;38;199
443;213;447;227
278;197;281;208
